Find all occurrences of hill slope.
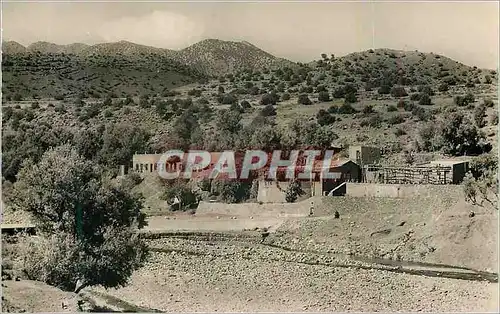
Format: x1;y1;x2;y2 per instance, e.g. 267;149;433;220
177;39;295;77
2;39;296;78
1;46;207;99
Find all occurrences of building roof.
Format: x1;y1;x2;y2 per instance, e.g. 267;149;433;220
311;158;356;172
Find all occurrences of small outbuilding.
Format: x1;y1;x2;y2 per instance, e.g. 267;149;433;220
427;159;470;184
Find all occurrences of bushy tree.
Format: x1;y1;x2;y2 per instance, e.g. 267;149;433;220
285;180;304;203
210;180;251;203
10;145;147;292
162;179;199;210
440;112;491;156
98;122;151;166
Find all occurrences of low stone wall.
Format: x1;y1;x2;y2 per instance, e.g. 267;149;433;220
196;200;310;218
345;183;463;198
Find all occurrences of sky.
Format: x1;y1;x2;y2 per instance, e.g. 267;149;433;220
2;0;498;69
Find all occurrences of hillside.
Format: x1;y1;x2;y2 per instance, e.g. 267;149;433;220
307;48;493;89
177;39;296;77
1;48;207;99
2;39;296;78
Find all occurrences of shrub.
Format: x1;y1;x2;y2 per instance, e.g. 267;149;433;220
13;94;23;101
362;105;375;114
30;102;40;109
240;100;252;109
474;104;487;128
438;83;449;92
387;105;398;112
338;103;357;114
281;92;291;101
454;93;475;107
387;115;405;125
491;111;498;125
361;114;383;128
410;93;421;101
483;99;494;108
377;85;391;95
318;91;331;102
260;93;278;106
418;93;432;106
297;94;312;106
394;128;407;136
188;89;202;97
54;94;64;101
412;105;429;121
344;92;357;103
417;85;435;96
260;104;277;116
316;109;335;126
162;180;199;210
327;106;338;114
390;86;408;97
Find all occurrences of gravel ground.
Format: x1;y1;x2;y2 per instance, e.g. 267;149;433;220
94;237;498;312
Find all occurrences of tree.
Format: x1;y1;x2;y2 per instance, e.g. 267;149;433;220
440;112;491;156
98;122;151;166
162;179;199;210
9;145;147;292
285;180;304;203
298;94;312;105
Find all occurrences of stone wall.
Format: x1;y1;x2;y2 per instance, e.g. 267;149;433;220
345;183;463;198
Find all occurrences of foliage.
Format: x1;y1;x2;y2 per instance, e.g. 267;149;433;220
285;180;304;203
473;103;487;128
463;153;498;207
418;93;432;106
297;94;312;105
162;180;199;210
318;91;331;102
10;145;148;291
316;109;335;126
390;86;408;98
338;102;357;114
210;180;251;203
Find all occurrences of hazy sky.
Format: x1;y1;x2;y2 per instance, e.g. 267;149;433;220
2;0;498;69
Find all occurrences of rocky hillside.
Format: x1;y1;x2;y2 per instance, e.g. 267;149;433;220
2;39;296;78
177;39;295;77
308;48;493;88
1;49;206;99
